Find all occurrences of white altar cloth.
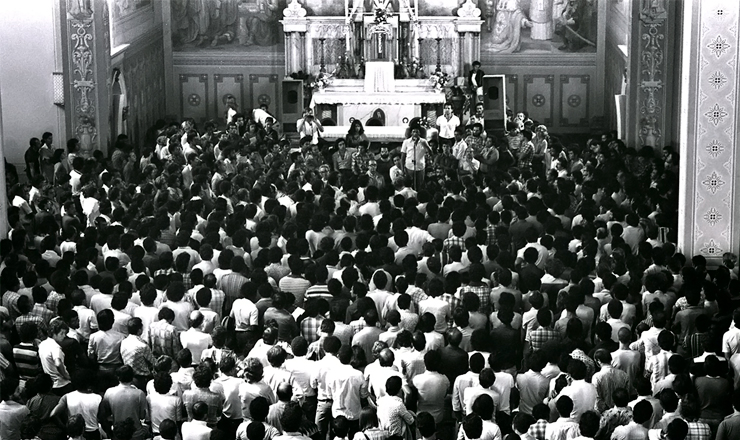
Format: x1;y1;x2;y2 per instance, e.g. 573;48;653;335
310;91;446;107
364;61;395;93
320;126;409;142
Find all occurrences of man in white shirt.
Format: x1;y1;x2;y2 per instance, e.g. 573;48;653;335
401;128;432;189
182;401;212;440
545;395;579;440
180;311;213;363
39;319;73;394
327;345;368;436
549;359;597;421
296;109;323;146
310;336;342;438
436;103;460;146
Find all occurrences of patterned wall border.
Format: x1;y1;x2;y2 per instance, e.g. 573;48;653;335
523;74;554;126
559;74;591;127
691;0;739;259
179;74;209;121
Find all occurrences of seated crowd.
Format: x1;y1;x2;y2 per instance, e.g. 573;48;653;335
0;103;735;440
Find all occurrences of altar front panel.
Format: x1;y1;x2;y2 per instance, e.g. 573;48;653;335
338;103;419;126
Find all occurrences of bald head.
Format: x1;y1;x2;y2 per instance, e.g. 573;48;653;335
379;348;395;367
276;382;293;402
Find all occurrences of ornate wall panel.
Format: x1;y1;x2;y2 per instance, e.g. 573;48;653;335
505;75;518;113
249;74;280;116
559;75;590;127
523;74;554;126
180;74;209;123
679;0;740;263
691;1;738;260
214;74;245;120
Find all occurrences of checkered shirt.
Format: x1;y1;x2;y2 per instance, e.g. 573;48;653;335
15;313;48;337
529;327;561;352
45;291;65;314
121;335;156;377
301;316;324;343
461;284;492;314
148;319;182;358
686;421;712;440
31;304;56;326
528;419;548;440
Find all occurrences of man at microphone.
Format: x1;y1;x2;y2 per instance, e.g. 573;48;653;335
401;126;432;189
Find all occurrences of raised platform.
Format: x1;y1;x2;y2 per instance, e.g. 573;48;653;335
320;126;408;143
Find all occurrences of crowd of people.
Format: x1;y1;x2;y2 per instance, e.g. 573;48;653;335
1;94;736;440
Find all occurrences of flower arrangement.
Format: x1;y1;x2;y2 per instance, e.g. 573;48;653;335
309;70;335;92
429;71;451;92
374;8;391;24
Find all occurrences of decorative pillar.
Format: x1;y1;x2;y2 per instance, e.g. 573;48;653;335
61;0;110;156
455;1;483;76
626;0;676;150
678;0;740;264
281;0;308;76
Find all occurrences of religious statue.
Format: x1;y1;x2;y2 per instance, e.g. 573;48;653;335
530;0;554;40
336;54;355;79
487;0;532;54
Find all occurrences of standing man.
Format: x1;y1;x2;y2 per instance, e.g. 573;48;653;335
468;61;485;104
39;319;73;395
296;108;324;147
401;127;431;189
435;103;460;147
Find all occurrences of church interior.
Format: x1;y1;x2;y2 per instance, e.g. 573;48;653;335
0;0;736;262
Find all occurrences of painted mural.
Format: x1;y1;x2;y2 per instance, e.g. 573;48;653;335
479;0;599;55
170;0;286;51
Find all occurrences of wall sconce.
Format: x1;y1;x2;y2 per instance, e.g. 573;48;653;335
52;72;64;106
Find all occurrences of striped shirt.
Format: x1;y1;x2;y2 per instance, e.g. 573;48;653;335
278;276;312;308
13;342;42;380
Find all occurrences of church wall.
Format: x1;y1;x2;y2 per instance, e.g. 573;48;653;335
173;53;285;127
0;0;67;166
110;0;160;48
482;55;597;134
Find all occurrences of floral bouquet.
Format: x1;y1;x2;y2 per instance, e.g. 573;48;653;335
309;70;334;92
429;71;451;92
374;8;391;24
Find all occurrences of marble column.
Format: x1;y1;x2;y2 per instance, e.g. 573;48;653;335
281;0;309;76
678;0;740;263
61;0;110;156
455;2;483;75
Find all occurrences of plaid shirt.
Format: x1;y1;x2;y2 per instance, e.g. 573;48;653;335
518;141;534;170
31;304;56;326
121;334;156;377
2;291;22;319
443;237;466;266
180;272;192;290
408;287;428;312
686;421;712;440
183;387;225;425
486;224;497;247
208;288;226;319
148;319;182;358
461;284;492;314
45;291;65;314
301;316;324;343
15;313;48;337
527;419;548;440
529;327;560;352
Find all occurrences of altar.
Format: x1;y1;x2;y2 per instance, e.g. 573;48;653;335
311;78;445;128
